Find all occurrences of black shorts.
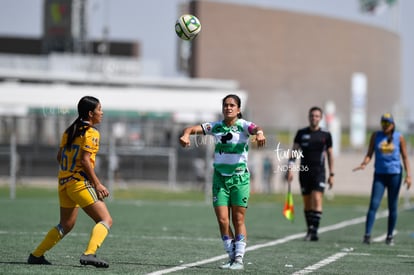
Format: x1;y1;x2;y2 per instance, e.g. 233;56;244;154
299;167;326;195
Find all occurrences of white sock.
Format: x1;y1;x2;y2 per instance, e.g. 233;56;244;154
234;240;246;259
223;239;235;260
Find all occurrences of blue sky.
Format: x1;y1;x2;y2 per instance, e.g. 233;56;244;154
0;0;413;122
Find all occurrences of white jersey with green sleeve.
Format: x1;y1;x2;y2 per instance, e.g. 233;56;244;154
201;119;257;176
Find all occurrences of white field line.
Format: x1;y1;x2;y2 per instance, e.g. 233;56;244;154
291;252;348;275
372;230;398;243
146;210;389;275
291;237;401;275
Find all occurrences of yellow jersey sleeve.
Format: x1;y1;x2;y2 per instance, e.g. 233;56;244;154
81;127;100;168
82;127;100;154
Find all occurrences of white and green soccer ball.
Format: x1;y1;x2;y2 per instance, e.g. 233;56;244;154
175;14;201;41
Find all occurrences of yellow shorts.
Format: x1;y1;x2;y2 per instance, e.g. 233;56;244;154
58;175;99;208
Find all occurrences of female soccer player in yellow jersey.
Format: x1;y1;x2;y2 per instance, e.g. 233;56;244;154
28;96;112;268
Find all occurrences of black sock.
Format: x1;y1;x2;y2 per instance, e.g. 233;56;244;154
310;211;322;232
304;210;312;231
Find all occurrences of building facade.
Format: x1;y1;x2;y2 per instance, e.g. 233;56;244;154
187;1;401;130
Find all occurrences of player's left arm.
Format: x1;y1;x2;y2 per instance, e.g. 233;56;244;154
326;134;334;189
81;129;108;200
254;127;266;147
326;147;334;189
248;123;266;148
80;150;109;200
400;135;412;189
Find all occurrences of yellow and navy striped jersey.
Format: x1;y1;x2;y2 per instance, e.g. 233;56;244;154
58;126;100;180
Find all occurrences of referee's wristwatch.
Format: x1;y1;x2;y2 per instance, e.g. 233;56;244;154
329;173;335;177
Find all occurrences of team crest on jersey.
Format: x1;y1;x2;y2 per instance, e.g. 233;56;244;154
231;125;238;132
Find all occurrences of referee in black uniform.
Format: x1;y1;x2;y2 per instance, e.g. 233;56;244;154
287;106;334;241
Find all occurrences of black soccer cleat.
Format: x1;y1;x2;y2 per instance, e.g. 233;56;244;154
306;226;319;241
385;236;394;246
27;253;52;265
310;232;319;241
80;254;109;268
363;235;371;244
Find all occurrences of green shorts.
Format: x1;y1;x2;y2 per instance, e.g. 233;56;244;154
212;169;250;207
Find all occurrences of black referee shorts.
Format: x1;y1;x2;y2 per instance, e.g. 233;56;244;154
299;167;326;195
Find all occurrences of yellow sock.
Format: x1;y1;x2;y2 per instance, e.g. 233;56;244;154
32;226;63;257
84;222;109;255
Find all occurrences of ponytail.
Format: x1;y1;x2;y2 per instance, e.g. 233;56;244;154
64;117;90;150
64;96;100;149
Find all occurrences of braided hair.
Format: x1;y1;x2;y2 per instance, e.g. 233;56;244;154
64;96;100;150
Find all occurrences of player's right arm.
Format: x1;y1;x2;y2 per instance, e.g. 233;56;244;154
57;148;62;164
57;132;67;164
179;125;204;147
353;132;376;172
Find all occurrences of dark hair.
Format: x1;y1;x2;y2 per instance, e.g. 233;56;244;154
387;128;394;144
309;106;323;115
222;94;242;118
64;96;100;149
384;123;395;144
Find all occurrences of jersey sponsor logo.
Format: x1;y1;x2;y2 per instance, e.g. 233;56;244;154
220;132;233;144
379;140;394;154
205;123;212;132
92;137;99;146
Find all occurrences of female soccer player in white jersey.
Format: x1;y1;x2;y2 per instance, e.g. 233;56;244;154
179;94;266;270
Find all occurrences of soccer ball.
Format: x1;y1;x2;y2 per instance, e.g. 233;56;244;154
175;14;201;41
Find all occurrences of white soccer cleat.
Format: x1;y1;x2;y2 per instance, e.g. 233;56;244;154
229;257;244;270
219;260;234;269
